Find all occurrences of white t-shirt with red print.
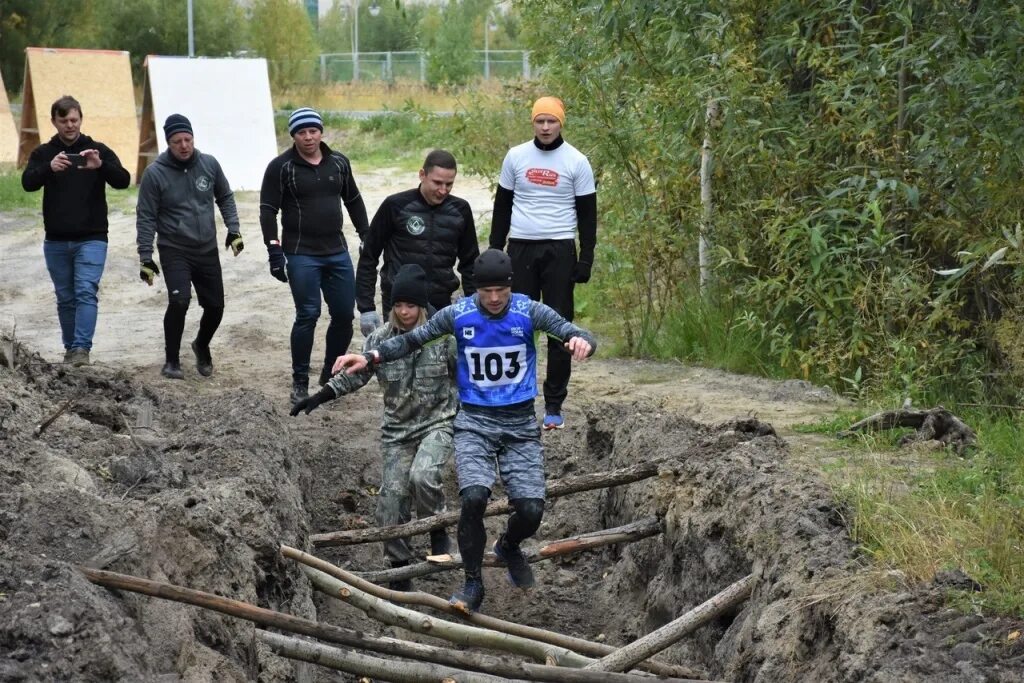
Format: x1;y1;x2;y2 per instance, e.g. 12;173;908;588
498;140;596;241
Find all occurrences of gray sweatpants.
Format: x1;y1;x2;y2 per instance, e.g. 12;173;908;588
454;403;546;500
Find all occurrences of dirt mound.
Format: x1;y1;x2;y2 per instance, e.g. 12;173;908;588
2;336;1022;682
0;339;317;681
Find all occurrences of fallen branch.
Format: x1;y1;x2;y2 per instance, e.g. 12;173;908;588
281;544;703;680
256;629;509;682
839;406;976;454
33;398;75;438
311;460;664;547
79;567;594;679
257;629;708;683
300;563;594;667
584;574;756;673
357;517;662;583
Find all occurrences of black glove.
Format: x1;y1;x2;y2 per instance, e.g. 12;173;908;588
572;260;593;284
225;232;244;256
140;259;160;286
268;243;288;282
289;386;334;416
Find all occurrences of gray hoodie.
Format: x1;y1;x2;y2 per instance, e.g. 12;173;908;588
136;149;239;260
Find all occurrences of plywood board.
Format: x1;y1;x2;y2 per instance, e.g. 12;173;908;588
0;70;18;165
139;56;277;191
18;48;137;179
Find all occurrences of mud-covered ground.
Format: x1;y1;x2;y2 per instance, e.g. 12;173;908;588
2;169;1023;681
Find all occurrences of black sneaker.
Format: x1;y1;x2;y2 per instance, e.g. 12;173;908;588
161;361;184;380
191;341;213;377
290;376;309;404
493;534;535;588
429;529;450;556
449;576;485;614
388;560;413;592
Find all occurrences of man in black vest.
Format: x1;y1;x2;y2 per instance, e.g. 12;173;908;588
356;149;479;335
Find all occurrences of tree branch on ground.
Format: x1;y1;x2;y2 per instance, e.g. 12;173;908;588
584;574;756;674
280;544;704;681
311;461;666;547
838;406;977;454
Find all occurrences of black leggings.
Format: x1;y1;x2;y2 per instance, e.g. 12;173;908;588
458;485;544;578
158;245;225;362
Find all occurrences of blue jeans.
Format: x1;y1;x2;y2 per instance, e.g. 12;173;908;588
43;239;107;351
286;251;356;378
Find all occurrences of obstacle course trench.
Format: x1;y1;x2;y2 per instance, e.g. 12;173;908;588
1;339;1021;681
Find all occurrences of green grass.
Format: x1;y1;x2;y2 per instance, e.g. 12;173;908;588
0;171;40;211
813;406;1024;616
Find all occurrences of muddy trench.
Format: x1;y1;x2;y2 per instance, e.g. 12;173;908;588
1;338;1022;682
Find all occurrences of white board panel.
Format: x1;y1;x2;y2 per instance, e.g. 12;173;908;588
145;56;277;191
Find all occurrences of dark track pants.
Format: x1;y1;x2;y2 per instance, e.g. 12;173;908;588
507;238;576;413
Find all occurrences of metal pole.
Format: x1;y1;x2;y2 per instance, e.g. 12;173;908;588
187;0;195;57
484;21;490;80
352;0;359;82
320;54;327;83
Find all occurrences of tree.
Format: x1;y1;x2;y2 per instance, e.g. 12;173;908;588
250;0;318;90
0;0;100;91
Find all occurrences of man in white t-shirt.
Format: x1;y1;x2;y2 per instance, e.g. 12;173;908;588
488;96;597;430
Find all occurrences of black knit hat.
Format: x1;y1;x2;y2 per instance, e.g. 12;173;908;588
474;249;513;288
163;114;193;141
391;264;429;308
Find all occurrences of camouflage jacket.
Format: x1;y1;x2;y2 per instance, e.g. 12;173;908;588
327;322;457;444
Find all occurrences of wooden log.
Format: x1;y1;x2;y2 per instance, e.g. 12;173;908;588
584;574;755;673
281;544;706;681
357;517;662;583
256;628;509;682
838;406;976;454
311;461;663;547
256;629;710;683
78;566;552;675
300;563;595;667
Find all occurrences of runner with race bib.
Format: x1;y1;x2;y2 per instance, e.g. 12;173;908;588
333;248;596;614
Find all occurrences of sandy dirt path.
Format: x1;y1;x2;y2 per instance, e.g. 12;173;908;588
0;166;844;434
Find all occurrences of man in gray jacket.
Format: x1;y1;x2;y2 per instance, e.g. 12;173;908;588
136;114;244;379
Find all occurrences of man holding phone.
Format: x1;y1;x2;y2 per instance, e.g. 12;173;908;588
21;95;131;366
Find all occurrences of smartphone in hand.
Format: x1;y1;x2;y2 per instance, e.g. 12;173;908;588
65;153;88;167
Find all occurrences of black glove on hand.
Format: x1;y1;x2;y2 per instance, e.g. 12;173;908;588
268;243;288;282
225;232;244;256
289;386;334;416
140;259;160;286
572;259;593;284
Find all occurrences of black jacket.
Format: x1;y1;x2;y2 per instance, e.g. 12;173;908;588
356;187;479;313
21;133;131;241
259;142;369;256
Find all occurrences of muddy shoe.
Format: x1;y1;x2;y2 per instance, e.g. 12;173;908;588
290;377;309;404
429;529;451;556
448;577;485;614
69;348;90;366
161;361;185;380
191;341;213;377
494;534;535;588
388;560;413;592
63;349;74;363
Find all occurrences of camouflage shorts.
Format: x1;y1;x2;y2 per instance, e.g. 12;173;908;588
453;405;545;500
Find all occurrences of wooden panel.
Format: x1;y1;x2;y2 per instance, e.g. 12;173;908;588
0;69;18;165
18;48;138;180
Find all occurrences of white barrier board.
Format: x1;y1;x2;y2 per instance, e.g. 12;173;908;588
140;56;277;191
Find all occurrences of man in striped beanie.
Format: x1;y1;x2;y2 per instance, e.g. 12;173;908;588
259;107;371;404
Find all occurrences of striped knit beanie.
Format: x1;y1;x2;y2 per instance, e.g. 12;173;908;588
163;113;193;141
288;107;323;136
